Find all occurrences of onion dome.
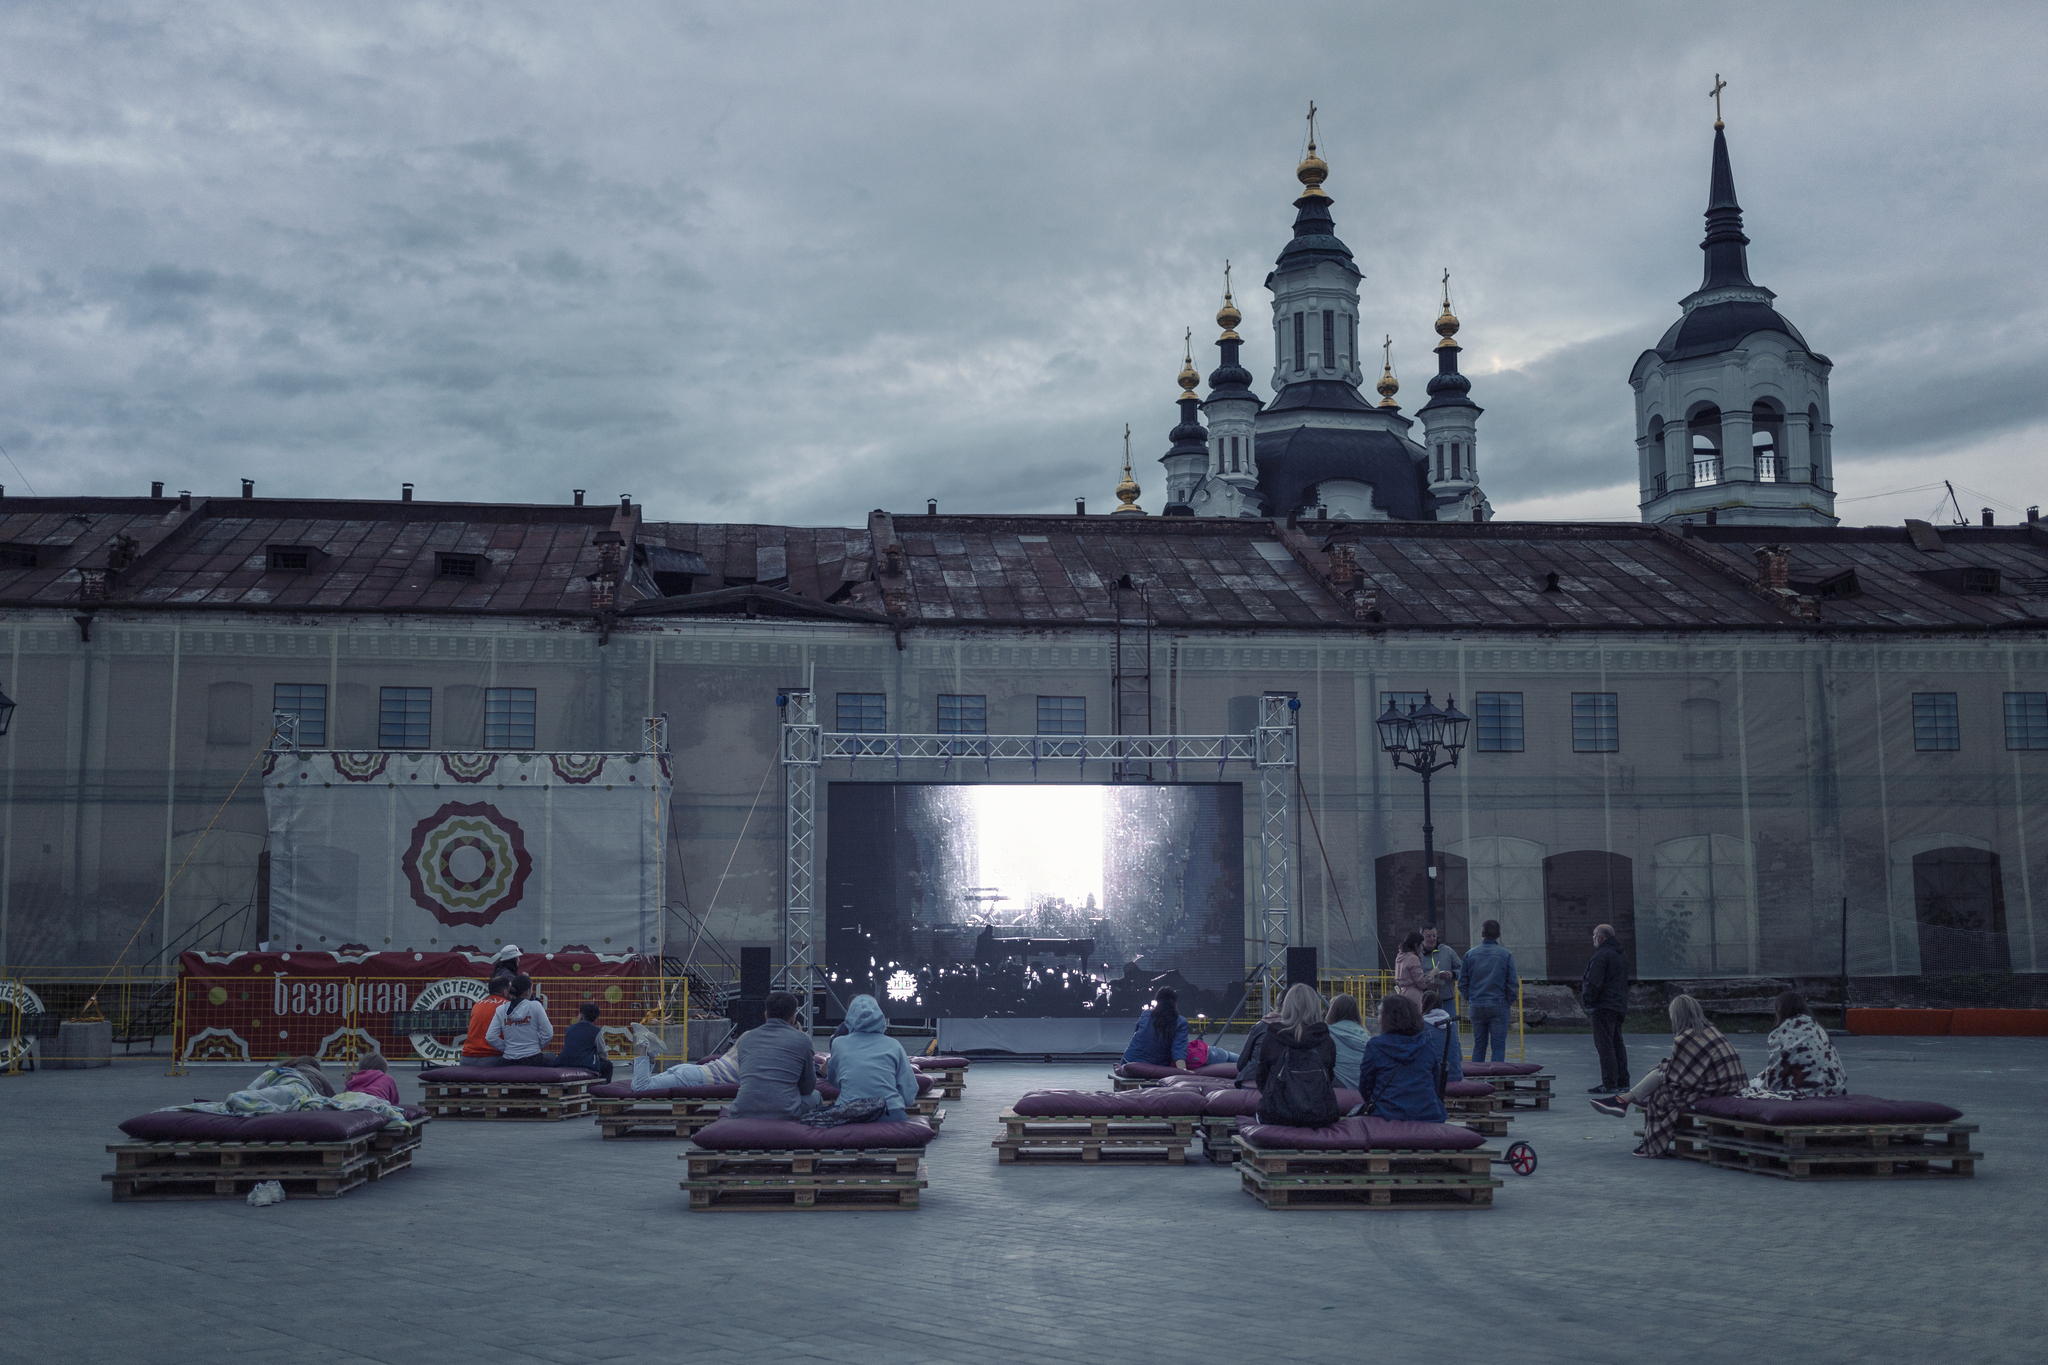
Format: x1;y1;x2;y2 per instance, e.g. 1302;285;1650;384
1112;426;1145;516
1375;335;1399;408
1296;143;1329;200
1435;274;1461;350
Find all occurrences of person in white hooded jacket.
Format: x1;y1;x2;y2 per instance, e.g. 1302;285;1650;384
483;974;555;1065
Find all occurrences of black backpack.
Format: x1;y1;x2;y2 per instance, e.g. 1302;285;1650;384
1260;1032;1341;1129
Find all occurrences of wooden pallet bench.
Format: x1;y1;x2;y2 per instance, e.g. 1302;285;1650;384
679;1145;928;1210
1471;1072;1551;1110
914;1065;967;1099
103;1122;426;1202
1445;1089;1510;1138
595;1097;727;1140
1201;1114;1241;1163
1109;1072;1158;1092
1665;1112;1981;1180
1234;1136;1502;1210
992;1109;1198;1165
422;1077;593;1122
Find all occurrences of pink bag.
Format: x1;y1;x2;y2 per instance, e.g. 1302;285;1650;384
1186;1039;1209;1068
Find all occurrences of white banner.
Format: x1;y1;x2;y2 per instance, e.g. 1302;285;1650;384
263;750;669;956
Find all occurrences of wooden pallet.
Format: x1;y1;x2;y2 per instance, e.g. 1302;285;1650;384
1234;1137;1502;1209
913;1093;944;1117
1478;1073;1552;1110
108;1167;374;1202
597;1109;726;1140
1200;1116;1241;1164
681;1146;928;1179
104;1121;427;1201
992;1111;1198;1165
916;1065;967;1099
680;1169;927;1211
423;1078;592;1122
1109;1073;1158;1091
1455;1113;1510;1138
1665;1113;1981;1180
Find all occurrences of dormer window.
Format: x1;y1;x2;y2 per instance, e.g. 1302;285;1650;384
0;544;38;570
437;553;481;579
266;545;319;571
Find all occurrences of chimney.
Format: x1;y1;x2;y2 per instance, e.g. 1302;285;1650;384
1327;544;1358;586
2030;506;2040;526
573;489;585;507
151;481;164;499
241;478;254;499
1755;544;1791;590
927;499;937;517
1350;586;1379;622
1316;505;1328;521
179;490;192;510
619;494;632;512
1471;507;1483;523
1982;508;1995;527
401;483;414;502
1075;497;1086;515
1705;510;1718;526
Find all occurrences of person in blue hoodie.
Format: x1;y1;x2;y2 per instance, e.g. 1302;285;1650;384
1355;993;1447;1123
826;994;921;1121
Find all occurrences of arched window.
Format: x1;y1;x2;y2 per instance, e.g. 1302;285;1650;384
1752;401;1784;482
1452;443;1463;479
1230;436;1240;473
1807;403;1822;482
1293;313;1306;374
1435;444;1445;482
1689;406;1723;487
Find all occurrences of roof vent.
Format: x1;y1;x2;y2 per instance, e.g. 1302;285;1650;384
573;490;585;507
927;499;938;516
620;494;633;512
437;553;482;579
179;490;192;510
1075;497;1086;515
1983;508;1995;527
267;545;324;572
401;483;414;503
241;479;254;499
1914;566;1999;595
1541;571;1561;593
0;544;38;570
151;481;164;499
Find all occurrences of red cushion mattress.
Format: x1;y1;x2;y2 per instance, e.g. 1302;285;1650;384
1113;1061;1183;1079
912;1055;971;1069
1013;1088;1209;1118
589;1082;739;1101
1193;1062;1239;1079
1203;1087;1361;1117
1461;1061;1542;1076
690;1116;938;1149
1236;1114;1487;1151
118;1108;394;1143
1690;1094;1963;1126
1444;1080;1496;1098
417;1065;599;1083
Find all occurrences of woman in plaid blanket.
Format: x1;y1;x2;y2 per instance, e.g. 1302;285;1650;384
1591;995;1747;1157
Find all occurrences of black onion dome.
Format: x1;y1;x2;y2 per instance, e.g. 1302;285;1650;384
1417;344;1478;414
1168;398;1208;454
1274;192;1356;272
1205;335;1260;404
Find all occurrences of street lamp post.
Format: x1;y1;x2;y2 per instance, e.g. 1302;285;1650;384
1375;693;1470;930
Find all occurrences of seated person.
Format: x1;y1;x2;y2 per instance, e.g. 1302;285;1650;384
344;1052;400;1104
626;1023;740;1092
1421;990;1464;1085
1356;994;1446;1124
730;991;823;1119
825;994;920;1121
461;970;514;1064
1591;995;1746;1158
1740;991;1848;1100
1231;1008;1286;1089
553;1002;615;1081
481;974;555;1066
1246;983;1340;1128
1122;988;1190;1070
1325;993;1373;1091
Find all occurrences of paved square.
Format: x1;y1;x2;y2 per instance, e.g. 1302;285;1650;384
2;1034;2043;1365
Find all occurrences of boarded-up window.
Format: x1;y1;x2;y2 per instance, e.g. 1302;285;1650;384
1454;836;1547;976
1649;836;1753;976
1913;846;2010;974
206;681;252;747
1374;851;1469;969
1544;850;1635;985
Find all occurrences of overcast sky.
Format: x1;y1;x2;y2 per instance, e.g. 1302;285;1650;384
2;2;2044;529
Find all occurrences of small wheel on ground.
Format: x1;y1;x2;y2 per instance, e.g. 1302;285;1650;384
1506;1141;1537;1176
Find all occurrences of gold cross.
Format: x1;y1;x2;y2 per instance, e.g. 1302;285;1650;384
1441;267;1451;310
1306;100;1318;152
1223;259;1233;303
1123;423;1131;474
1383;334;1393;367
1710;73;1726;128
1183;326;1192;362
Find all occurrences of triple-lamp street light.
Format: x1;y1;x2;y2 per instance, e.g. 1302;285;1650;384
1375;692;1470;930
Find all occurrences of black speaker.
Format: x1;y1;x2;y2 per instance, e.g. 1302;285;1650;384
1287;946;1318;989
728;998;765;1034
739;947;772;999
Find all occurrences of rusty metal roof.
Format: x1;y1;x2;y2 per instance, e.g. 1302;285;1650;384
3;494;2045;635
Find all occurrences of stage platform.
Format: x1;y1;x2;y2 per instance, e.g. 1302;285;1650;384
936;1018;1144;1055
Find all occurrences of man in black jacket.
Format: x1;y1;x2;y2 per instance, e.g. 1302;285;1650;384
1581;924;1631;1093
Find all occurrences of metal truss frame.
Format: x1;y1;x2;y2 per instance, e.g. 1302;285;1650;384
778;692;1300;1028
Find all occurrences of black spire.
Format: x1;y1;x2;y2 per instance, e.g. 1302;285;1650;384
1699;125;1755;291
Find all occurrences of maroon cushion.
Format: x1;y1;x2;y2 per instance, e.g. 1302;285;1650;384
589;1082;739;1101
1204;1087;1362;1117
912;1055;970;1069
1462;1062;1542;1076
417;1065;598;1084
1193;1062;1239;1079
399;1104;429;1123
1445;1080;1496;1098
1158;1074;1233;1092
1012;1088;1208;1118
1113;1061;1181;1080
119;1108;393;1143
1236;1114;1487;1151
915;1073;938;1095
690;1116;938;1150
1691;1094;1964;1126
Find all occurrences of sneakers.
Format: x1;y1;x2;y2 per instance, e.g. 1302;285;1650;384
627;1022;661;1057
1590;1097;1628;1118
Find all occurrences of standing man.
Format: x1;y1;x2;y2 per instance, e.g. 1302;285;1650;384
1581;924;1631;1095
1419;925;1464;1062
1460;920;1519;1063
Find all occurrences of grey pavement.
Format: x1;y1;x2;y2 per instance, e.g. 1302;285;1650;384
1;1033;2043;1365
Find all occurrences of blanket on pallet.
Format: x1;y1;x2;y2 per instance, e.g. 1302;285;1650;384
153;1066;416;1132
1689;1094;1962;1126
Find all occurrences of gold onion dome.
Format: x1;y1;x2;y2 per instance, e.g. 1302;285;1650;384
1435;305;1460;348
1376;367;1399;406
1216;296;1242;339
1296;142;1329;199
1177;357;1201;399
1113;465;1144;515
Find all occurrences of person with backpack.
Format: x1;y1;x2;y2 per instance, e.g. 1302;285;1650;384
1245;983;1340;1129
1356;994;1447;1123
482;974;556;1066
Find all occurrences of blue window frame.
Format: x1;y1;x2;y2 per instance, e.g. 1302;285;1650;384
1037;696;1086;735
1571;693;1618;753
379;687;432;750
937;695;987;734
484;688;537;750
1475;693;1524;752
1913;693;1960;751
2006;692;2048;750
837;693;887;733
272;683;327;749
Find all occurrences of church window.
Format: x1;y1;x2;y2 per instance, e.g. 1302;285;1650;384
1293;314;1306;373
1807;404;1822;480
1322;311;1335;371
1230;436;1240;472
1689;406;1723;487
1752;402;1784;482
1435;445;1445;482
1452;443;1463;478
